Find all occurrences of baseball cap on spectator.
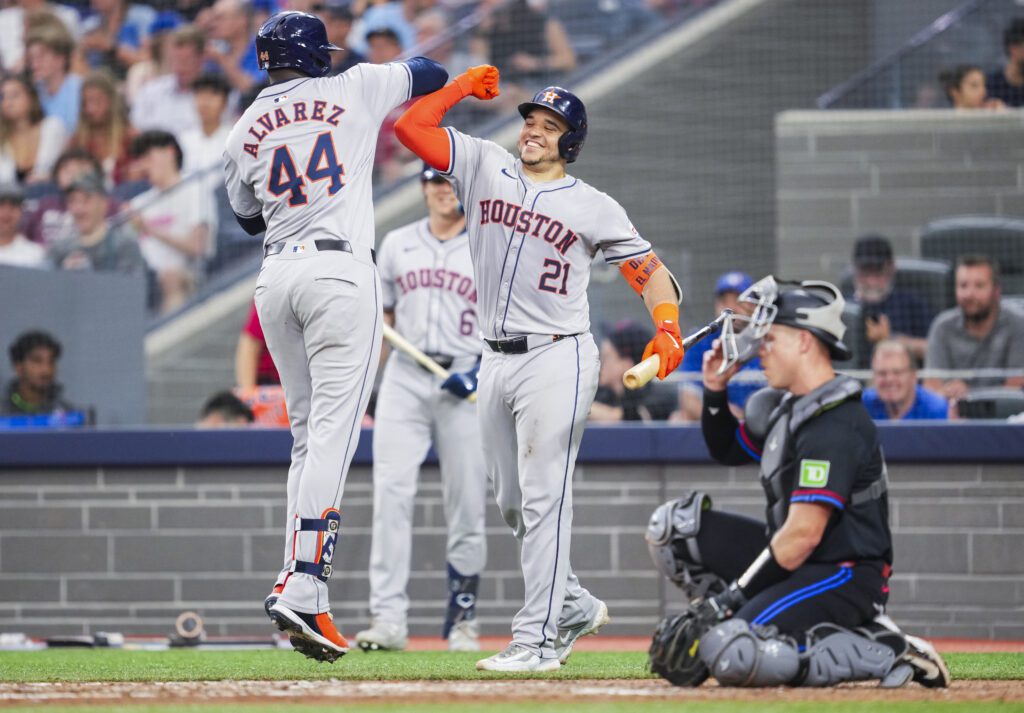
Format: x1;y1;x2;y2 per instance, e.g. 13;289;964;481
150;10;184;35
853;234;894;271
0;182;24;205
606;320;650;365
421;162;445;182
64;172;108;197
715;271;753;296
366;26;402;45
319;0;354;20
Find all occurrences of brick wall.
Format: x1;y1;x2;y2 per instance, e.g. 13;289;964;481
1;461;1021;640
775;109;1024;280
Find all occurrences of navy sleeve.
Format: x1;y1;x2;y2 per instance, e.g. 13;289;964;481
233;211;266;236
701;388;759;466
402;56;448;97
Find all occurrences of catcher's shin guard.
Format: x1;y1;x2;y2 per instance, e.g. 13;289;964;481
699;619;801;687
442;562;479;639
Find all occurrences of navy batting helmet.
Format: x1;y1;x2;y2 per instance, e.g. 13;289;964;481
255;11;341;78
518;86;588;163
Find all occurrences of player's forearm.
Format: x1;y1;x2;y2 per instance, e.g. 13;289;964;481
235;335;261;389
395;81;467;172
642;266;680;316
770;504;829;570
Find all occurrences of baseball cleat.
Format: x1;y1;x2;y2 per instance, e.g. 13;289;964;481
903;634;951;688
354;619;408;652
475;643;560;672
268;601;348;663
263;584;285;618
447;619;480;652
555;599;610;664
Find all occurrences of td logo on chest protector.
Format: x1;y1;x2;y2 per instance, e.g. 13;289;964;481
798;459;831;488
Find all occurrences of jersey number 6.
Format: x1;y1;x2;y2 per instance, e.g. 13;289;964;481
268;132;346;207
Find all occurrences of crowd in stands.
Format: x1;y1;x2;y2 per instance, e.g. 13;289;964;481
937;17;1024;109
0;0;688;313
587;235;1024;425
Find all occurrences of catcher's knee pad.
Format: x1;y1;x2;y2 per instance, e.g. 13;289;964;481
698;619;801;687
291;508;341;582
645;491;725;600
799;623;898;687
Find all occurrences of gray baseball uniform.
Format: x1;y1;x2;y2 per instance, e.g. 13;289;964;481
223;64;415;615
370;217;487;626
440;128;653;659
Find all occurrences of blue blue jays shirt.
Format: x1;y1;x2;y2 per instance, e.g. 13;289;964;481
862;384;947;420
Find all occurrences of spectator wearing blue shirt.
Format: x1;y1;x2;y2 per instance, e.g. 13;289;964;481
80;0;157;75
673;271;764;422
26;25;82;134
862;340;947;421
352;0;421;55
850;234;934;363
205;0;262;94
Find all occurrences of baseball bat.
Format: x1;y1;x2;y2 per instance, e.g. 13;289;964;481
622;309;734;390
382;323;477;403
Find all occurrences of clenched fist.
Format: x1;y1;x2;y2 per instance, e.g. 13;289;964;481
455;65;501;100
643;320;684;380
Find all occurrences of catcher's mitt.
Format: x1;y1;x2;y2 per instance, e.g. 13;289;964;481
648;604;719;687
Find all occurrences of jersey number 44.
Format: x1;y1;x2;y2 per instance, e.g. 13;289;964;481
267;132;345;207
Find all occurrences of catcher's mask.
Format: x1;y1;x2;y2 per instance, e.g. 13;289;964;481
718;275;850;374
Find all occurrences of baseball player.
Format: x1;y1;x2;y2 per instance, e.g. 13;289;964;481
222;11;448;662
355;164;487;653
395;67;685;672
645;276;949;689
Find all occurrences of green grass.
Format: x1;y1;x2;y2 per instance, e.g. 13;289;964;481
0;704;1019;708
0;650;1019;683
2;704;1024;713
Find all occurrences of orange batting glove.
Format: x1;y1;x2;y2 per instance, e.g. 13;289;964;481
455;65;501;100
642;303;684;380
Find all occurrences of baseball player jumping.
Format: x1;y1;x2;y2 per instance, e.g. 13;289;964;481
223;11;448;662
355;164;487;653
396;67;685;671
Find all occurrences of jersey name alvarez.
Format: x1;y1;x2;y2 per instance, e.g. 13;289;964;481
242;99;346;158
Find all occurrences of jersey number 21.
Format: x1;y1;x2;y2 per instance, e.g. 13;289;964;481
267;132;345;207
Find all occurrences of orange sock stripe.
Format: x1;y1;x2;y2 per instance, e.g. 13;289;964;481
395;82;467;172
619;252;663;296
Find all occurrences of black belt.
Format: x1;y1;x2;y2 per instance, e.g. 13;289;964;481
422;353;454;371
264;239;376;263
483;334;576;354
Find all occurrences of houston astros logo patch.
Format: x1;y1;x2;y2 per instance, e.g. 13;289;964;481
541;90;560;104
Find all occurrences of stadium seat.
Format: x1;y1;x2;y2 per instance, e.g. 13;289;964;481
919;215;1024;295
839;257;954;316
957;388;1024;420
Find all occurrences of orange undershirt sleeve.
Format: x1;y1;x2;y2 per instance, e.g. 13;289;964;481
395;80;471;173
